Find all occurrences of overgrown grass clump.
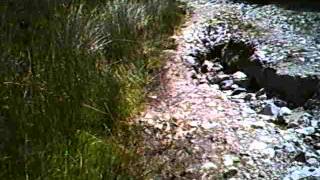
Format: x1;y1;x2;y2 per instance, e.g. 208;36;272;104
0;0;184;179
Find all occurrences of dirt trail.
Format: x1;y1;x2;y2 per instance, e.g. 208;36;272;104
135;1;320;179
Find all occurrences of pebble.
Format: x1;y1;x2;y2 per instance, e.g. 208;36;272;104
220;80;234;90
250;121;266;129
201;121;219;129
262;148;276;158
306;158;319;166
244;93;254;101
231;87;247;96
257;94;268;100
311;120;319;128
256;88;266;97
283;143;297;153
223;155;235;166
295;127;316;135
232;71;247;80
201;162;218;170
223;155;240;167
242;107;256;115
184;56;196;65
279;107;292;116
209;74;230;84
260;102;280;116
284;167;320;180
202;60;214;72
249;141;268;150
223;167;238;179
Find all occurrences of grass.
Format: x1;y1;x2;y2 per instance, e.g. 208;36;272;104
0;0;185;179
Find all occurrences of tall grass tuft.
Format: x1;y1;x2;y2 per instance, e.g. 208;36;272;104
0;0;184;179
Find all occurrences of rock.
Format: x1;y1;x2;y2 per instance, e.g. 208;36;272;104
295;127;316;135
294;152;306;163
283;143;297;153
231;87;247;96
191;73;198;79
273;98;288;107
211;84;220;90
220;80;234;90
279;107;292;116
262;148;276;158
242;107;256;115
231;92;247;99
256;88;266;97
284;167;320;180
314;143;320;150
208;74;230;84
232;71;247;80
244;93;255;101
223;167;238;179
212;63;224;72
184;56;196;65
200;65;209;73
231;84;239;90
273;116;289;126
223;155;235;167
287;121;300;128
201;121;219;129
250;121;266;129
257;94;268;100
201;162;217;170
249;140;268;151
223;155;240;167
231;99;245;103
311;120;319;128
307;158;319;166
283;132;299;142
260;102;280;117
202;60;214;73
305;152;318;159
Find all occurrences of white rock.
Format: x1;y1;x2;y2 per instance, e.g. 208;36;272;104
262;148;275;158
279;107;292;116
283;143;296;153
295;127;315;135
201;121;219;129
207;102;216;107
232;71;247;80
223;155;235;166
189;121;199;127
311;120;319;128
184;56;196;65
250;121;266;129
201;162;217;170
203;60;214;71
242;107;256;115
224;155;240;167
307;158;319;166
211;84;220;90
249;140;268;150
284;167;320;180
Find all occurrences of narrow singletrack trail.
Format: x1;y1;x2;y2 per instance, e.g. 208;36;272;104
135;1;320;179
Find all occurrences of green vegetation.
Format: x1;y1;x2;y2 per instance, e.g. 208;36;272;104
0;0;184;179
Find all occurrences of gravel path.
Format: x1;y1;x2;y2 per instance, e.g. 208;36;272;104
136;1;320;179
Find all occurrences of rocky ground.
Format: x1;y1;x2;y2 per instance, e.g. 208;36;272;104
136;0;320;179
